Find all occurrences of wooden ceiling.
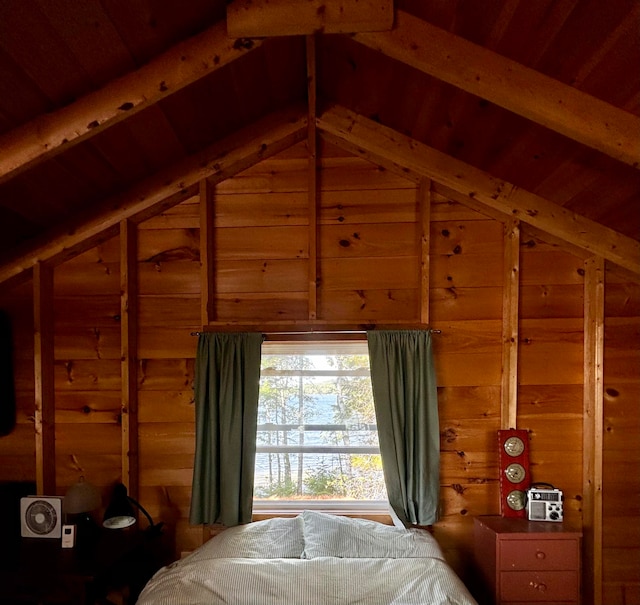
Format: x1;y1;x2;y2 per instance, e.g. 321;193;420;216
0;0;639;285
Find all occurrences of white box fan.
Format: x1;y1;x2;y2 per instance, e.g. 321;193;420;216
20;496;63;538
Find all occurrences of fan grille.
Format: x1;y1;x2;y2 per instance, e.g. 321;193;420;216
25;500;58;535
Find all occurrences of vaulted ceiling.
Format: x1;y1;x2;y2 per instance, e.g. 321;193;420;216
0;0;639;285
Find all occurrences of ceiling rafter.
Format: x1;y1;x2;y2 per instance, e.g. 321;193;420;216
0;106;308;287
317;104;640;275
353;10;640;169
0;21;263;185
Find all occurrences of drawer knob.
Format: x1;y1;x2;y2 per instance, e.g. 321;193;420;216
530;581;548;593
536;551;546;560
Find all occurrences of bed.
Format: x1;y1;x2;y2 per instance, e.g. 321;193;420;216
137;511;478;605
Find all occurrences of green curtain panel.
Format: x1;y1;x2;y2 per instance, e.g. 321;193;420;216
367;330;440;526
190;332;263;526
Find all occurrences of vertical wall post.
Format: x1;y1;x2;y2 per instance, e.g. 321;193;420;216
306;34;319;321
33;261;56;494
418;179;431;325
583;255;605;605
120;219;139;499
200;179;215;325
501;217;520;429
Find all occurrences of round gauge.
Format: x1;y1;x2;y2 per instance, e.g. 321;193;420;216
503;436;525;457
504;463;526;483
506;490;526;511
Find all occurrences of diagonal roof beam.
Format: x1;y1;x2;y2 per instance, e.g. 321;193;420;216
354;10;640;169
0;106;307;286
318;105;640;274
0;22;262;185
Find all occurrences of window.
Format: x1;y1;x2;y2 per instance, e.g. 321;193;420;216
253;340;387;513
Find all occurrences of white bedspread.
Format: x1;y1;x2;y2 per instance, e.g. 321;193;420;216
138;513;478;605
137;556;477;605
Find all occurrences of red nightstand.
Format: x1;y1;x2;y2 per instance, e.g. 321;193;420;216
474;516;582;605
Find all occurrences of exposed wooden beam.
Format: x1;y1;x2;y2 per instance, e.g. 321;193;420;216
0;22;262;185
354;10;640;168
0;107;308;286
227;0;393;37
317;105;640;274
582;255;605;605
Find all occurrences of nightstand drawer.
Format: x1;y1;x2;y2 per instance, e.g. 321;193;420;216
501;570;579;602
500;538;578;570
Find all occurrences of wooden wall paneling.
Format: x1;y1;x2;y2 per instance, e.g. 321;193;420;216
583;255;605;605
138;261;201;296
320;188;416;224
215;226;307;260
213;191;308;227
602;272;640;602
517;318;584;385
215;259;308;293
433;320;502;389
54;296;121;328
516;229;586;512
321;156;420;192
33;262;56;494
200;179;214;324
120;219;139;498
214;292;308;322
428;203;503;325
501;218;519;429
317;288;418;322
140;193;200;230
321;223;416;258
137;224;200;262
138;296;200;328
519;240;586;287
307;35;319;321
321;256;418;289
138;329;198;360
418;179;431;324
51;231;123;501
215;154;308;194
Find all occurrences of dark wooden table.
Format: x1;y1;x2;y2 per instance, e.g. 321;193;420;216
0;528;165;605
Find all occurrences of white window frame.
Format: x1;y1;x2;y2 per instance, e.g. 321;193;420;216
253;339;389;515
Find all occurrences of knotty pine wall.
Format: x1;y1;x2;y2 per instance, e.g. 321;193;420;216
602;272;640;605
0;142;638;601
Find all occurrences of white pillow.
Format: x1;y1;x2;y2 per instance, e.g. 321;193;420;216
301;510;444;559
189;516;305;561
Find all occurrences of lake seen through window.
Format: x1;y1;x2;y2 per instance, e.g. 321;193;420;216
253;341;387;509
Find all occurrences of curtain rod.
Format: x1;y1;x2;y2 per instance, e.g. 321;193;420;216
190;328;442;336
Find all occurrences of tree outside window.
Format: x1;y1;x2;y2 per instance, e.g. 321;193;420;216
254;342;387;505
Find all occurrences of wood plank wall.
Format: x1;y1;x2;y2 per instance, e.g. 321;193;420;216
0;142;638;602
602;269;640;605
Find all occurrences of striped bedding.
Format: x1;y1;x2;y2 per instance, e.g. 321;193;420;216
137;512;478;605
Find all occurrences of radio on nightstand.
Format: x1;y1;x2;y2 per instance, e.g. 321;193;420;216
526;483;563;522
